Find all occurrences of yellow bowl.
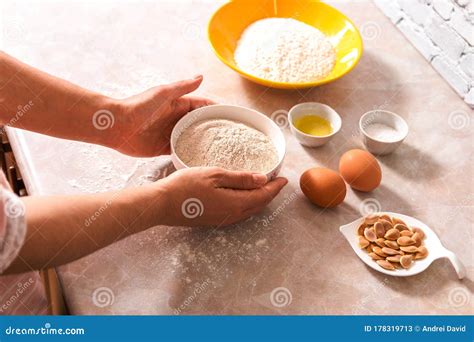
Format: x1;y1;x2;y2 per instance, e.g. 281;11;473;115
208;0;363;89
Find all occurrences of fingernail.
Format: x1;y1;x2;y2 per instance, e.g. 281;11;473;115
252;173;267;186
193;74;203;80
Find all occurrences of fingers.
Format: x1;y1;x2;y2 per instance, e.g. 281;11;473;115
214;169;268;190
243;177;288;210
258;177;288;202
173;95;216;117
162;75;204;99
263;177;289;198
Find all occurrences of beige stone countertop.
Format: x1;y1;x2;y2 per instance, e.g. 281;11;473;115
3;0;473;314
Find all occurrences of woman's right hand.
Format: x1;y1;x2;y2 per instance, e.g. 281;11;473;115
154;167;288;227
7;167;287;273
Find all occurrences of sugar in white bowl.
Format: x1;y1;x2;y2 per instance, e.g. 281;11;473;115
364;123;404;142
359;110;409;155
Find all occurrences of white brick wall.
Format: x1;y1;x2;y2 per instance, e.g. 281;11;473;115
374;0;474;107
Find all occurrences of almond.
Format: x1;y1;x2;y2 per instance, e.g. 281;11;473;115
357;223;367;236
369;252;384;260
412;232;422;247
384;240;399;250
391;217;407;227
400;246;418;253
379;219;393;231
412;227;425;239
397;236;416;246
364;215;379;225
392;261;402;269
394;223;409;232
374;222;385;238
415;246;428;259
400;255;413;269
361;214;429;272
384;228;400;241
377;260;395;270
358;236;370;249
364;227;377;242
382;247;402;255
386;255;402;263
373;246;388;257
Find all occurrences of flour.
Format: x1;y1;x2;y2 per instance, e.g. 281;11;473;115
175;119;278;173
234;18;336;83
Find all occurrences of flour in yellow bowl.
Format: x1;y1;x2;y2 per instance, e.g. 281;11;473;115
208;0;363;89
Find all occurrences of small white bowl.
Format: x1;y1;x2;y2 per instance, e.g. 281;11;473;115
170;104;286;179
288;102;342;147
340;212;466;279
359;110;408;155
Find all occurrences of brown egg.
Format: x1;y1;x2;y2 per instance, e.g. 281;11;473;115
339;149;382;192
300;167;346;208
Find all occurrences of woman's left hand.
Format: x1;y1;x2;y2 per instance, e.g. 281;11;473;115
0;52;213;157
114;75;213;157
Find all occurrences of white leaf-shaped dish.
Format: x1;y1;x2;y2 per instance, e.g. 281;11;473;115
339;212;466;279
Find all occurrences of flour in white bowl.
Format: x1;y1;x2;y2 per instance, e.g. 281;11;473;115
175;119;279;173
234;18;336;83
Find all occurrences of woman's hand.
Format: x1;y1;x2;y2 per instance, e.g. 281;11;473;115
114;75;213;157
0;53;212;158
7;167;287;273
153;167;288;227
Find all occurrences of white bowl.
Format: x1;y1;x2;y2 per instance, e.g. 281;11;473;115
340;212;466;279
170;104;286;179
359;110;408;155
288;102;342;147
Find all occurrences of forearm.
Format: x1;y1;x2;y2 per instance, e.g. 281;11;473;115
0;51;121;148
4;184;166;274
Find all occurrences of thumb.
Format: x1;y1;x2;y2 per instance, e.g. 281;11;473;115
215;170;268;190
162;75;203;99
